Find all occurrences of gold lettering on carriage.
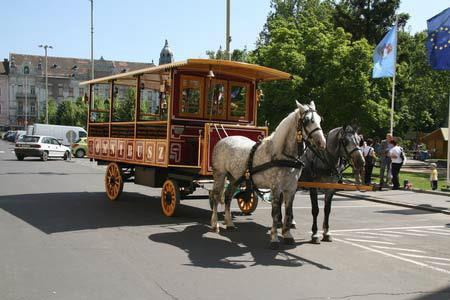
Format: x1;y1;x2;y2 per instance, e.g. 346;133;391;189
118;141;125;158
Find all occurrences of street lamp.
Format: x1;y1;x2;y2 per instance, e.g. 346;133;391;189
38;44;53;124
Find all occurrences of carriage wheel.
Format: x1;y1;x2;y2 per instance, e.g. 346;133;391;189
161;179;180;217
237;192;258;215
105;162;124;201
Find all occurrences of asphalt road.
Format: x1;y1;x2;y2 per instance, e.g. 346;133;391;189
0;139;449;300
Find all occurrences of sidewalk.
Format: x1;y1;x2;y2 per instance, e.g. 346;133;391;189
336;189;450;215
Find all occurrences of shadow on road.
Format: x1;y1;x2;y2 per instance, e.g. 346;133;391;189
413;285;450;300
149;223;333;270
0;192;211;234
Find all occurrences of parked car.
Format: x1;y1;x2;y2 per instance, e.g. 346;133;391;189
14;135;72;161
2;130;14;140
14;130;26;143
27;124;87;146
6;130;21;142
71;137;88;158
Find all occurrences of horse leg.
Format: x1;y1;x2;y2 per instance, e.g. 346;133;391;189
322;191;333;242
310;188;320;244
210;172;226;233
270;190;282;249
282;191;295;245
223;181;236;229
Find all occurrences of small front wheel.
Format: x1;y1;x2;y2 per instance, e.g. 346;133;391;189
105;162;124;201
237;191;258;215
75;149;85;158
161;179;180;217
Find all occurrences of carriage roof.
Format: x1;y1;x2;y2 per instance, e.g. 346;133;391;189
80;59;292;86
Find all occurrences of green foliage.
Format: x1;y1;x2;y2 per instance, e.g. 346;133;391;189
113;87;136;122
206;46;250;62
39;98;57;124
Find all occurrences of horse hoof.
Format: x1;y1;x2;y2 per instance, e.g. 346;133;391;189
284;237;295;245
269;241;280;250
290;223;296;229
322;235;332;242
311;237;321;244
211;226;220;234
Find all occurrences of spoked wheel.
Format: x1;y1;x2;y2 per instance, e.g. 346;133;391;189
237;191;258;215
105;162;124;201
161;179;180;217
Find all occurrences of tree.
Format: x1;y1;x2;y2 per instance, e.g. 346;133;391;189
253;0;390;136
332;0;409;44
206;46;250;62
39;98;57;124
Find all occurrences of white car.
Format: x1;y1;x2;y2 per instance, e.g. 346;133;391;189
14;135;72;161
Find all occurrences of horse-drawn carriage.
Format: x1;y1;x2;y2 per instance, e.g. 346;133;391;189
80;59;292;216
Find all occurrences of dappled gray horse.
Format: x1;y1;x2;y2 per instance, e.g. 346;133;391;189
301;126;365;244
210;101;327;249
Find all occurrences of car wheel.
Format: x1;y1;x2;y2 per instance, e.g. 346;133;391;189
75;149;85;158
63;151;68;161
41;151;48;161
16;155;24;161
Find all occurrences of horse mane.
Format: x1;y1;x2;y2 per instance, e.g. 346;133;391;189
264;109;299;156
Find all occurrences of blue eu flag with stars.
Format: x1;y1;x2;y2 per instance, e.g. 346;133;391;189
426;7;450;70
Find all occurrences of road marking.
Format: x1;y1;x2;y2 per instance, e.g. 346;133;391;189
335;238;450;275
425;261;450;267
344;238;395;245
355;232;400;238
407;229;450;236
397;253;450;262
371;246;425;253
332;225;443;233
381;230;426;237
426;228;450;233
0;151;4;153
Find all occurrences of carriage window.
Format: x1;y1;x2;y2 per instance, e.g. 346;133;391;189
206;79;227;119
139;86;161;121
180;76;203;117
112;83;136;122
90;83;110;123
229;82;248;120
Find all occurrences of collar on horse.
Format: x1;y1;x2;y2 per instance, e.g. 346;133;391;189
235;107;322;190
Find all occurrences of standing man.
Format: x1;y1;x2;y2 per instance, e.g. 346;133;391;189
389;140;405;190
379;133;394;187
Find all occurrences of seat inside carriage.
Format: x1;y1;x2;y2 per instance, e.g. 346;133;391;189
81;59;291;175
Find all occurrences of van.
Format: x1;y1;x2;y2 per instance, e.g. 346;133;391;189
27;124;87;146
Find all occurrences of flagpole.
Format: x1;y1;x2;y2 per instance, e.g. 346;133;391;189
447;92;450;186
390;16;399;135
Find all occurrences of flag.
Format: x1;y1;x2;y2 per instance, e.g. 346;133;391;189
426;7;450;70
372;25;398;78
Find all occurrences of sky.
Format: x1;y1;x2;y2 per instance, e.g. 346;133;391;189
1;0;449;63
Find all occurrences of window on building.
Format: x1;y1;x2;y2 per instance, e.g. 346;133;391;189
30;103;35;114
23;66;30;74
0;104;2;114
179;75;204;117
229;82;249;120
30;86;35;95
0;87;2;96
18;85;23;93
18;102;23;114
69;87;74;97
58;86;63;96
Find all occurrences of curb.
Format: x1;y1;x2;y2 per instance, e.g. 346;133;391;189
411;188;450;197
335;191;450;215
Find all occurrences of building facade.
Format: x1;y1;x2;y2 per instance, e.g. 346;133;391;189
0;59;9;127
5;54;154;127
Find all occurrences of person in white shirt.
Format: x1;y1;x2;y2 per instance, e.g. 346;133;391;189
389;140;405;190
362;138;376;184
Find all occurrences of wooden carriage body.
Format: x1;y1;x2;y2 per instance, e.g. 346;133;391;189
82;59;290;177
80;59;291;215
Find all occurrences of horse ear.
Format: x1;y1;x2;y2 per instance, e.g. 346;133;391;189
295;100;306;113
309;100;316;110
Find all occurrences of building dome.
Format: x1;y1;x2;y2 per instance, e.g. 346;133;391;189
159;39;174;65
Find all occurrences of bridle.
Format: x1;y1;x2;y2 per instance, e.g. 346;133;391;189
295;108;323;156
338;128;361;160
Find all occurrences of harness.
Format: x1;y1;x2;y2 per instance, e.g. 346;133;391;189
308;127;360;181
235;108;322;198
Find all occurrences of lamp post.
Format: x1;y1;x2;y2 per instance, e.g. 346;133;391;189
24;72;28;129
90;0;94;80
38;44;53;124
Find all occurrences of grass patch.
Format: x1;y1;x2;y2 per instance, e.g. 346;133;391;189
343;166;437;190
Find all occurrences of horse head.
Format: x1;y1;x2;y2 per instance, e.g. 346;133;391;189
296;100;326;150
339;125;365;183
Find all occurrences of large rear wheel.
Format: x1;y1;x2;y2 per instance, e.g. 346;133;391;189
161;179;180;217
105;162;124;201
